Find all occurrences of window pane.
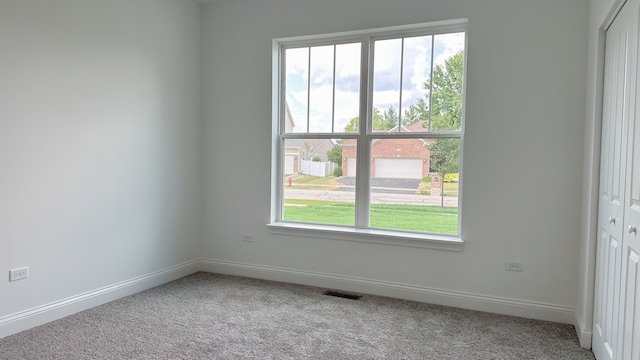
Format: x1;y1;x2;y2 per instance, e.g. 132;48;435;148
309;45;334;133
285;47;309;133
430;33;465;131
369;138;459;235
372;39;401;132
334;43;361;133
283;139;355;226
401;36;432;130
277;25;466;238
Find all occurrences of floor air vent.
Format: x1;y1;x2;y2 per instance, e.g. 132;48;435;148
323;290;362;300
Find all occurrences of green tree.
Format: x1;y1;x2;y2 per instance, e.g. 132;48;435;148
404;50;464;131
428;138;459;206
381;107;399;130
426;51;464;131
371;108;388;130
326;144;342;165
402;98;427;126
418;51;464;205
344;116;359;132
345;108;390;132
345;51;464;133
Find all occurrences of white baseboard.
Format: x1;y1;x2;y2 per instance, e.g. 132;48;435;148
574;311;593;349
0;258;580;340
0;260;200;339
199;259;576;324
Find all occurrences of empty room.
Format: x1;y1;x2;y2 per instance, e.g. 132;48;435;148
0;0;637;359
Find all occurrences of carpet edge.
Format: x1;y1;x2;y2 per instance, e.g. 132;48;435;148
0;260;200;339
199;258;576;324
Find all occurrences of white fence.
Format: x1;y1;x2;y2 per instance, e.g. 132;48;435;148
299;160;338;177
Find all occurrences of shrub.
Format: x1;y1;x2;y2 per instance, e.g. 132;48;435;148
312;156;321;162
444;173;459;183
422;176;432;183
333;167;343;177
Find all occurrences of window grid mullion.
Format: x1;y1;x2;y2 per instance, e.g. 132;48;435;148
331;45;337;133
306;47;311;133
276;136;285;221
355;36;371;229
428;35;435;132
368;132;462;139
398;37;405;131
277;47;286;222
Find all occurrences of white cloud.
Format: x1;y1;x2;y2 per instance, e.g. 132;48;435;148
373;90;400;109
285;47;308;78
373;38;402;74
433;32;465;68
288;85;359;133
336;43;361;78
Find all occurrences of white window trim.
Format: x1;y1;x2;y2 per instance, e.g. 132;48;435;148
270;19;468;251
267;222;464;251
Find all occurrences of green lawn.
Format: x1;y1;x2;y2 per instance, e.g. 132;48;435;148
284;199;458;235
284;174;342;190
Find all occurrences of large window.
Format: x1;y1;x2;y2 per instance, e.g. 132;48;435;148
271;20;466;248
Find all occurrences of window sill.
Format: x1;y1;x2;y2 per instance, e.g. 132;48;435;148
267;222;464;251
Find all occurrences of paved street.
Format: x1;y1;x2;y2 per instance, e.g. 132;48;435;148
337;177;421;194
284;188;458;207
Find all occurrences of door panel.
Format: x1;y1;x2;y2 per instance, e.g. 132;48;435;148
593;1;637;358
620;6;640;353
604;236;621;358
595;231;606;340
621;249;639;359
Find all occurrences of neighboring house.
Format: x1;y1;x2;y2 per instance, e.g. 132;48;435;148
284;102;295;133
283;103;299;175
285;138;336;175
342;121;430;179
283;103;337;175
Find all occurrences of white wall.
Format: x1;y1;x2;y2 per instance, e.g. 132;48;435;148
202;0;588;322
0;0;596;342
576;0;623;349
0;0;202;323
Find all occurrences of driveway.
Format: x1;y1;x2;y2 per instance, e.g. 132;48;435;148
337;177;421;194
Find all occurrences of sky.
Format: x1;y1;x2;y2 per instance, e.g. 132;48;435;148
285;31;465;133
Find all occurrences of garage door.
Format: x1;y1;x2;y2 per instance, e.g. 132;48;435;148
346;158;357;177
285;155;295;175
374;158;422;179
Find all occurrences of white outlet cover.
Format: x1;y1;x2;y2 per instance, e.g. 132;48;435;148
9;267;29;282
504;261;523;272
242;234;254;242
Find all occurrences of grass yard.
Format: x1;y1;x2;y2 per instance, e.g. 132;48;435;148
284;199;458;235
284;174;343;190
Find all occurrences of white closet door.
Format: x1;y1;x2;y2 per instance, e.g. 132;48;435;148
593;0;636;358
620;16;640;356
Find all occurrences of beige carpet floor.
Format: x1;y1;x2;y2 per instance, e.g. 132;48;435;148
0;272;595;359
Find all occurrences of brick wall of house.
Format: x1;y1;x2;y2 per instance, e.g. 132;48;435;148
340;139;430;178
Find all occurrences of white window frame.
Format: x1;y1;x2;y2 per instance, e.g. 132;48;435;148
269;19;467;251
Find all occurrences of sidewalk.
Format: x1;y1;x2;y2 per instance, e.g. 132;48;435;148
284;189;458;207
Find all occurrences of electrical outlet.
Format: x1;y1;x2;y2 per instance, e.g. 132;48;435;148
9;267;29;282
505;261;523;272
241;233;254;243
